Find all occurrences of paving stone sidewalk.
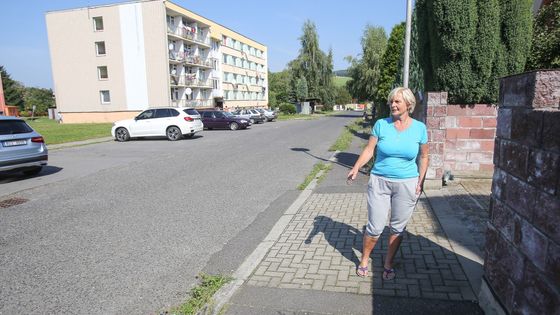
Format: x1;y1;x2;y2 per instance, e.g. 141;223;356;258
246;181;491;301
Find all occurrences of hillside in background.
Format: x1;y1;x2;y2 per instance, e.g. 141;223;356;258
333;69;349;77
333;76;350;88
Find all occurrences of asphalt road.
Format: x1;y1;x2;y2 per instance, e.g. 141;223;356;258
0;112;361;314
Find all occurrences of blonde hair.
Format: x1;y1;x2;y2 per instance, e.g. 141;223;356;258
388;87;416;114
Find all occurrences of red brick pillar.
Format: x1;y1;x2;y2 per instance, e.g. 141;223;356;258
480;70;560;314
422;92;446;189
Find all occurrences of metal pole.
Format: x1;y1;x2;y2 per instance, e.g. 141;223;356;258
403;0;412;88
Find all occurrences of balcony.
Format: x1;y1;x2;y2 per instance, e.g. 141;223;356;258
171;99;213;108
167;25;211;47
184;55;214;69
169;75;212;89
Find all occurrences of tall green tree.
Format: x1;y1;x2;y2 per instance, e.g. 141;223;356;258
334;85;352;105
288;20;334;107
23;87;55;115
375;22;406;117
0;65;25;109
415;0;532;103
345;25;387;102
295;76;309;102
268;70;291;108
526;0;560;70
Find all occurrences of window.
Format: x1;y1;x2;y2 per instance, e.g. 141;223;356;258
155;108;172;118
223;54;228;64
212;59;218;70
93;17;104;31
95;41;106;56
100;90;111;103
201;111;213;118
250;47;255;56
137;109;155;120
212;79;218;89
97;66;108;79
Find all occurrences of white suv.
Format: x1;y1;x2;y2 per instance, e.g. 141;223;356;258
111;107;203;141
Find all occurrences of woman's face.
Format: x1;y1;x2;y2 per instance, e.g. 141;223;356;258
390;93;409;117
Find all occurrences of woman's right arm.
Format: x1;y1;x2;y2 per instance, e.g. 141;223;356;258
347;136;378;180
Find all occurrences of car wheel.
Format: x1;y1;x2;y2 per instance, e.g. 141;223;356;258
250;118;255;124
229;122;239;131
115;127;130;142
166;126;182;141
23;167;42;176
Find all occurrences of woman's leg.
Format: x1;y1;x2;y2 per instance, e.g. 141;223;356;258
358;175;391;275
359;234;378;268
384;234;403;269
384;179;418;279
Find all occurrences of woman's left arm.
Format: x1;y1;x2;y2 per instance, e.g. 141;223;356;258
417;143;429;194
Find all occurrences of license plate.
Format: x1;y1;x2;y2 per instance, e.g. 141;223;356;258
3;139;27;147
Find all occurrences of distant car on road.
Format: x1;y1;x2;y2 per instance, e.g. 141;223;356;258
111;107;203;142
200;110;250;130
232;109;265;124
256;108;277;122
0;116;48;176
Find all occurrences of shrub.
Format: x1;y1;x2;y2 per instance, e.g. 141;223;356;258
279;103;296;114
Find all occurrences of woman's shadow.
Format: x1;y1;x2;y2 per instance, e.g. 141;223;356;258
304;215;363;267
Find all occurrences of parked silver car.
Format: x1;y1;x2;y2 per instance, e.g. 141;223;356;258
256;108;277;122
232;109;265;124
0;116;48;176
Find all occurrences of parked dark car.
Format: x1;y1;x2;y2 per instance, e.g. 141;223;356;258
199;110;250;130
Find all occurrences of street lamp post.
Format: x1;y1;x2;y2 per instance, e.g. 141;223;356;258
403;0;412;88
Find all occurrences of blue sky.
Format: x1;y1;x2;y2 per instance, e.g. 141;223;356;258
0;0;407;89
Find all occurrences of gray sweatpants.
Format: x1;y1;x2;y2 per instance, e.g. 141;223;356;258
366;174;419;237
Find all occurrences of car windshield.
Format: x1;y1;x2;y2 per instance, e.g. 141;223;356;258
0;120;34;135
223;112;234;117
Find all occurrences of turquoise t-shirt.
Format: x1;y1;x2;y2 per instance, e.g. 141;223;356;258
371;118;428;179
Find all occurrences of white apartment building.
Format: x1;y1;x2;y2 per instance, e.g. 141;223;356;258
46;0;268;123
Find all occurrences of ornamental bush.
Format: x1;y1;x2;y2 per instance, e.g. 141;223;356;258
279;103;296;114
526;0;560;70
416;0;532;104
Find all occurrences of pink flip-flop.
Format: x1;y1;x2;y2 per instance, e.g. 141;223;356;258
356;265;369;277
383;268;396;280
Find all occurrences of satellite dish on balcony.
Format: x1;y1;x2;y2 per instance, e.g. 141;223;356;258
185;88;192;95
168;44;174;50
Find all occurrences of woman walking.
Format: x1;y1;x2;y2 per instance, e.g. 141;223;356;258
347;87;429;280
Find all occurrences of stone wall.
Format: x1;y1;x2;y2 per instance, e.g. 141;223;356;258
444;104;497;175
482;70;560;314
419;92;498;188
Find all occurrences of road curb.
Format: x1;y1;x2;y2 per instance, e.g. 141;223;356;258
47;137;114;150
202;151;339;315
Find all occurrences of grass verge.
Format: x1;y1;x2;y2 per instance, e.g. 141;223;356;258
329;119;364;152
168;273;232;315
277;113;317;121
297;162;332;190
26;118;112;145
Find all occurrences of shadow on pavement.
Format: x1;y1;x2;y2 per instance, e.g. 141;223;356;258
0;166;63;184
305;214;484;314
305;215;363;266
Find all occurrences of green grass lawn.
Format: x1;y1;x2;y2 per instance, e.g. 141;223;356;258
333;76;351;88
26;118;113;145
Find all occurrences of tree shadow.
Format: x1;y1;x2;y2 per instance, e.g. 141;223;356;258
290;148;368;175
